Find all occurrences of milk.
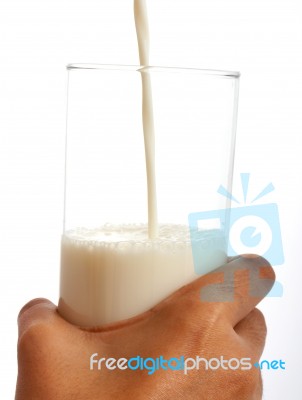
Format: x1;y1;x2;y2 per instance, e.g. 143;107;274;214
59;224;200;326
59;223;226;326
134;0;158;239
59;0;227;327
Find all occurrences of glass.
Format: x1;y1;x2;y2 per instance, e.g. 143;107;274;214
58;64;240;327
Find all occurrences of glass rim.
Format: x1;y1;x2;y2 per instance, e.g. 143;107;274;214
66;63;240;78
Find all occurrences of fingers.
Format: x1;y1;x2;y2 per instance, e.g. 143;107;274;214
18;298;68;340
164;254;275;329
18;298;54;319
234;308;267;359
201;255;275;327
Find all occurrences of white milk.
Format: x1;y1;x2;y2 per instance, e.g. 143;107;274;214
59;224;200;326
134;0;158;239
59;224;226;326
59;0;227;326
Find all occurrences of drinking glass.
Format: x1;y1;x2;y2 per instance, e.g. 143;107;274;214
59;64;240;327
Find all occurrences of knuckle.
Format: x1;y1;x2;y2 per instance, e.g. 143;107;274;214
18;298;52;319
246;308;268;340
250;308;266;328
17;321;51;358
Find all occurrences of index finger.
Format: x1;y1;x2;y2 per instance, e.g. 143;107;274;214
198;254;275;327
176;254;275;328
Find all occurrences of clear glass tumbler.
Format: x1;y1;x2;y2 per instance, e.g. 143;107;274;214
58;64;240;327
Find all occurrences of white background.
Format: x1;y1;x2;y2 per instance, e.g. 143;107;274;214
0;0;301;398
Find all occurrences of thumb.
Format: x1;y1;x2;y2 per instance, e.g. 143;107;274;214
18;298;61;340
155;255;275;330
199;255;275;327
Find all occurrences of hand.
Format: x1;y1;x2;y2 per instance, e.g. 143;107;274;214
16;255;275;400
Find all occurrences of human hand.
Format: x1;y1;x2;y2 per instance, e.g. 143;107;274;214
16;255;275;400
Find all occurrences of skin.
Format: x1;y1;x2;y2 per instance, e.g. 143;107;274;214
16;255;275;400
